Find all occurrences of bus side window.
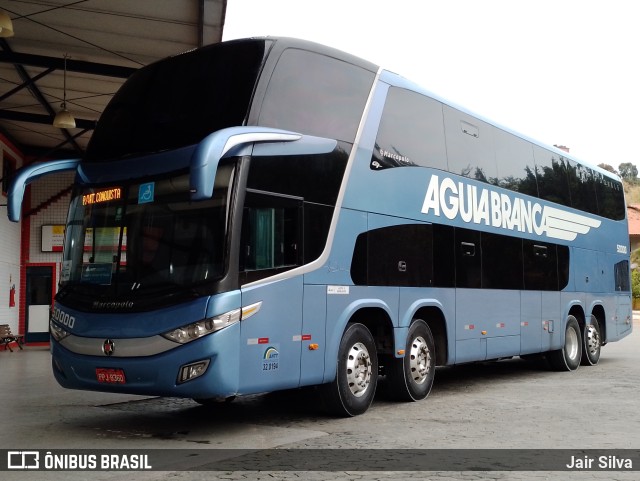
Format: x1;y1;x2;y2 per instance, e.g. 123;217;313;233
245;150;349;267
371;87;447;171
523;240;559;291
240;191;302;284
455;228;481;288
566;159;598;215
481;233;523;290
258;48;375;143
594;171;626;221
432;224;455;288
614;260;630;292
533;146;572;208
350;223;433;287
444;106;497;184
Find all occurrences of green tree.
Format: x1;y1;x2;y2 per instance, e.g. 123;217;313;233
618;162;638;181
632;269;640;299
598;163;617;175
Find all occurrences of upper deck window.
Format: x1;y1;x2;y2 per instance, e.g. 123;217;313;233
371;87;448;171
258;48;375;143
372;88;625;222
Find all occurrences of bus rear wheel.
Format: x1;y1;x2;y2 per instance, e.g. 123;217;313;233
547;316;582;371
388;319;435;402
321;322;378;417
581;316;601;366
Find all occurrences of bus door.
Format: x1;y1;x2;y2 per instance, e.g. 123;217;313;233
520;292;542;355
455;290;487;363
615;295;632;337
238;191;304;393
522;241;562;354
454;229;486;363
614;257;632;338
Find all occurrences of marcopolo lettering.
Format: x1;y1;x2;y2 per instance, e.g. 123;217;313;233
92;300;135;310
421;174;602;242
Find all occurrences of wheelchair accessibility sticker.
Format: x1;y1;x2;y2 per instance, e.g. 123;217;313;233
138;182;155;204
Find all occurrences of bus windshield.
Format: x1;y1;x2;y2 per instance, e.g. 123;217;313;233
85;39;268;162
60;164;235;298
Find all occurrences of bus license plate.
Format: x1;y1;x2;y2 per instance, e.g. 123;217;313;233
96;368;126;384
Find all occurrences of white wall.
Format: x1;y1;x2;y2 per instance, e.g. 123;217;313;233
0;141;73;335
29;172;74;267
1;142;23;333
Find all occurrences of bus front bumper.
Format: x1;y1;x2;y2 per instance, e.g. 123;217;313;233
50;323;240;399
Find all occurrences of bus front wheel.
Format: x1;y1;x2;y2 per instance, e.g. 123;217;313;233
321;322;378;417
388;319;435;402
547;316;582;371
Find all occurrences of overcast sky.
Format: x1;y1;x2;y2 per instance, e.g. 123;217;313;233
223;0;640;174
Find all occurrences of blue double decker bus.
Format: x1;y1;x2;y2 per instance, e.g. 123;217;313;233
7;37;632;416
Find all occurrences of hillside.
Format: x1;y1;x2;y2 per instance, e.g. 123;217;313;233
625;181;640;205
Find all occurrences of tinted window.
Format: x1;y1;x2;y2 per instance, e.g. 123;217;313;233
258;48;375;143
567;159;598;215
246;147;349;270
523;240;559;290
557;245;570;290
246;146;349;205
87;40;267;161
482;233;523;289
351;224;433;287
493;128;538;196
304;203;334;264
371;87;447;171
533;146;572;207
368;88;624;222
240;191;302;284
351;223;571;292
433;224;455;288
455;228;481;288
444;106;497;184
594;171;626;220
615;260;630;292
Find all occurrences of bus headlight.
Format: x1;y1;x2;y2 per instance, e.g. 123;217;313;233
162;308;241;344
50;320;70;342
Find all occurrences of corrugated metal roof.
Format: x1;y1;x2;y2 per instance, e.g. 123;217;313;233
0;0;227;159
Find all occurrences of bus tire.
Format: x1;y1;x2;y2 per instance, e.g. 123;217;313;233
547;316;582;371
321;323;378;417
388;319;435;402
581;316;601;366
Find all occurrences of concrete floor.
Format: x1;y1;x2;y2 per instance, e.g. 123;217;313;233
2;316;639;481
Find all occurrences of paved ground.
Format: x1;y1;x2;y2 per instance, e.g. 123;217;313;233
2;318;639;481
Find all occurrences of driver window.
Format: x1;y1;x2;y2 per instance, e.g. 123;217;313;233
240;190;302;284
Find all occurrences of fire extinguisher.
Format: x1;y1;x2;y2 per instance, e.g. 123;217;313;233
9;284;15;308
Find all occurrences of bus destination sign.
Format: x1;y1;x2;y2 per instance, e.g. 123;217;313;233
82;188;122;206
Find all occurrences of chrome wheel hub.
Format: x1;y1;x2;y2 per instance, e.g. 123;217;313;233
346;342;372;397
566;325;579;361
585;324;600;355
409;335;431;385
